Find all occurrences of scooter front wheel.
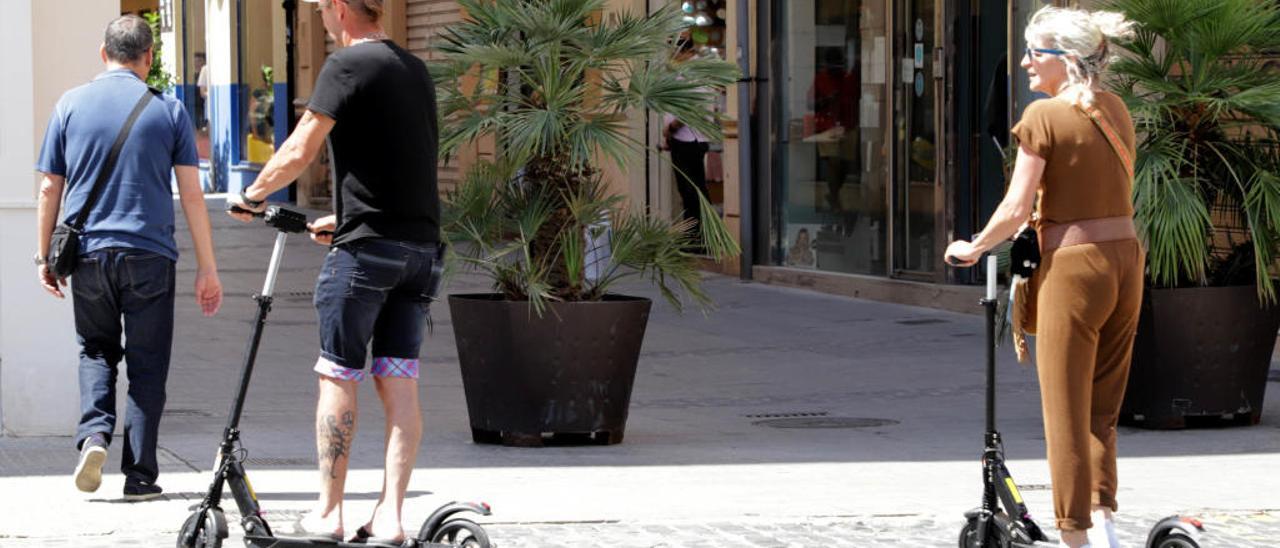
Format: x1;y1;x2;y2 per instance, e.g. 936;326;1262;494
959;520;1005;548
959;512;1027;548
177;508;227;548
429;518;492;548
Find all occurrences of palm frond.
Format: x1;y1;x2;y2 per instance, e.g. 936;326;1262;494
1106;0;1280;300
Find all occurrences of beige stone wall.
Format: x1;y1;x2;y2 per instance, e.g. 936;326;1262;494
2;0;121;436
31;1;123;192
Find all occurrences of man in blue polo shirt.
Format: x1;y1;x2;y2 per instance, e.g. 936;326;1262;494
34;15;223;501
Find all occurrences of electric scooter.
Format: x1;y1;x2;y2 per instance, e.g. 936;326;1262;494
178;206;493;548
952;256;1203;548
956;256;1050;548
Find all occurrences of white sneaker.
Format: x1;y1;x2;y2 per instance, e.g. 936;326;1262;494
1088;509;1121;548
73;436;108;493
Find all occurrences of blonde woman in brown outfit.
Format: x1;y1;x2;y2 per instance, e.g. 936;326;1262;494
944;6;1139;548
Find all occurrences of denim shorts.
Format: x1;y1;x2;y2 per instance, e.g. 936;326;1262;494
313;238;443;381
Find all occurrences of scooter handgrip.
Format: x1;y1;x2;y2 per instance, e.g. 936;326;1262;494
264;206;309;234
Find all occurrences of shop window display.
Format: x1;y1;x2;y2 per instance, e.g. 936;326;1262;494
775;0;890;275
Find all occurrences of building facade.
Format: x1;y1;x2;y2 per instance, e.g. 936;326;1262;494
606;0;1076;311
149;0;479;206
677;0;1084;310
0;0;1080;434
147;0;1074;307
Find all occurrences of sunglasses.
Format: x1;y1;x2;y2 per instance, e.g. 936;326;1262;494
1026;47;1068;58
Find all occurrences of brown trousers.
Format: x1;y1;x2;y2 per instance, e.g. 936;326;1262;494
1033;238;1145;532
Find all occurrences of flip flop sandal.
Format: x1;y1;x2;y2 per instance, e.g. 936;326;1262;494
350;525;406;547
281;517;343;542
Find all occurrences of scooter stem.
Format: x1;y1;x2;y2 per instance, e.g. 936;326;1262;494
262;232;288;298
983;255;998;435
222;231;290;448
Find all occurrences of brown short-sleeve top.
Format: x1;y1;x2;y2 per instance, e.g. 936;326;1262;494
1010;91;1137;226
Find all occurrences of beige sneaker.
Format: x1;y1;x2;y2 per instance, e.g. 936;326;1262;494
73;436;108;493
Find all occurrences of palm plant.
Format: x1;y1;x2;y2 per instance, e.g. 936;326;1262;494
432;0;740;315
1104;0;1280;302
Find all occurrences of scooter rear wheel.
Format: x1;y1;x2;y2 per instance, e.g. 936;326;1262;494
1152;531;1200;548
429;518;492;548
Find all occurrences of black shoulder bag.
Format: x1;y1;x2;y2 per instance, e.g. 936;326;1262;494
47;87;157;278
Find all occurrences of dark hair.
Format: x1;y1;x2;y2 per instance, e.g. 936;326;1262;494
104;15;153;64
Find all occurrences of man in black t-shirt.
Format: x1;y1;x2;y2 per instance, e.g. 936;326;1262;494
228;0;439;543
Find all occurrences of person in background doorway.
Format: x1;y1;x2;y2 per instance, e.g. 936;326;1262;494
193;52;208;131
662;38;714;247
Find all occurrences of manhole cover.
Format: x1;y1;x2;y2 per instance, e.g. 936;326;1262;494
743;411;829;419
164;408;213;417
897;318;947;326
753;417;899;429
245;457;313;466
283;291;315;302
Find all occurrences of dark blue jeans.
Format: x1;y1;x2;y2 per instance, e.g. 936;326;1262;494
313;238;442;380
72;248;175;487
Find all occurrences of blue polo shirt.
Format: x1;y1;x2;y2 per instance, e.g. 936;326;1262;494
36;69;198;261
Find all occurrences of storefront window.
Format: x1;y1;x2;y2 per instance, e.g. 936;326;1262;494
239;0;277;164
894;0;939;276
774;0;890;275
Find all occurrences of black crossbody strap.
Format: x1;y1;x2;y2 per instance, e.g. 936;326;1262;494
71;87;157;231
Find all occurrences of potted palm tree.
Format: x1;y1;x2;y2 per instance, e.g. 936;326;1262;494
433;0;739;446
1104;0;1280;428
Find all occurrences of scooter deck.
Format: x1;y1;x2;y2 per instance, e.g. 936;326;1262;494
245;534;458;548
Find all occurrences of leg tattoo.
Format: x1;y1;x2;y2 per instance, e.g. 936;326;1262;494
318;411;354;479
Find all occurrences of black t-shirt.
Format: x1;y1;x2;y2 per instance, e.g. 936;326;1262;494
308;40;439;245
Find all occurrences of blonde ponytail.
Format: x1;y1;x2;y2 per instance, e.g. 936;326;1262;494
1026;6;1134;107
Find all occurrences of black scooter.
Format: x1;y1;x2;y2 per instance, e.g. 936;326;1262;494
953;256;1203;548
178;206;492;548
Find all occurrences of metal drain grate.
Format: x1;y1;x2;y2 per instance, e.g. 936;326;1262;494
743;411;829;419
163;408;213;417
753;417;899;429
245;457;313;466
897;318;947;326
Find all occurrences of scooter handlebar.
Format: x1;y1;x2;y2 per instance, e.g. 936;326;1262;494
945;254;999;301
226;204;316;236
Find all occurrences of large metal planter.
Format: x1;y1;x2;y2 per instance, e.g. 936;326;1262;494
1121;284;1280;429
448;294;651;447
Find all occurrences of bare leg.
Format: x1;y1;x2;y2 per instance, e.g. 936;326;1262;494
306;376;358;536
365;375;422;541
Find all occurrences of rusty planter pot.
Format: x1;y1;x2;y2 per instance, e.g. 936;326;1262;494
1121;284;1280;429
448;294;651;447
